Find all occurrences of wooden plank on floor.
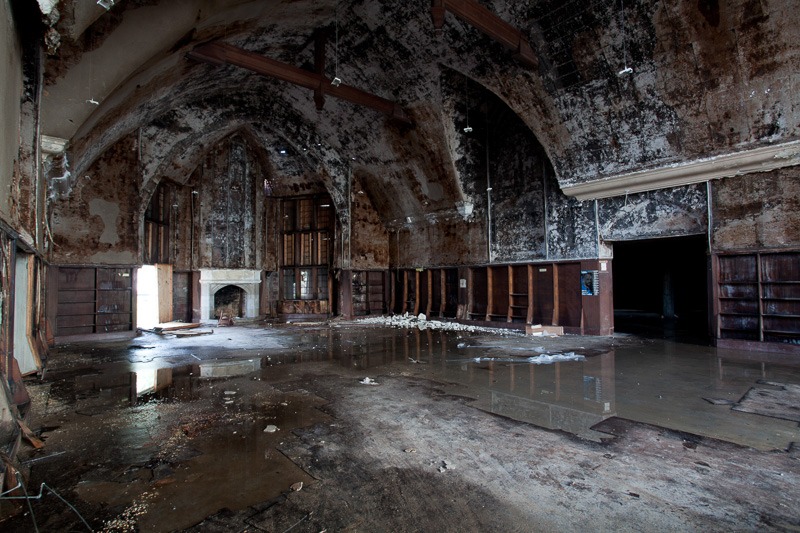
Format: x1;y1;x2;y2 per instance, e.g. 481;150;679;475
153;322;201;333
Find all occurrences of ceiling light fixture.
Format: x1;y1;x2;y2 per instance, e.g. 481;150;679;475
97;0;115;10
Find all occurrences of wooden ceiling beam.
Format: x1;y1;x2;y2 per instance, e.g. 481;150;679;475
188;41;412;125
432;0;538;70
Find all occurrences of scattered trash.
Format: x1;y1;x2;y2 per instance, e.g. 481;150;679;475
217;315;234;327
525;324;563;336
264;425;279;433
290;481;303;492
627;491;640;498
404;448;417;453
457;342;467;349
224;391;237;395
437;460;453;473
359;377;379;385
527;352;585;364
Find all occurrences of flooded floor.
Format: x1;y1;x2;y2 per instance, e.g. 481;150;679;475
2;321;799;531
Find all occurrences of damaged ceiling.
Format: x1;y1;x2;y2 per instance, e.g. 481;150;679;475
34;0;800;227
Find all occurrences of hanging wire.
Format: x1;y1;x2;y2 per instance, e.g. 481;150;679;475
331;2;342;85
618;0;633;75
335;3;339;77
463;75;472;133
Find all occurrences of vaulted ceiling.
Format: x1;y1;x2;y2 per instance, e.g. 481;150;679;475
36;0;800;223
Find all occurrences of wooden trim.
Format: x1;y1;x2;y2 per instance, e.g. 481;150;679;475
717;338;800;355
439;269;446;316
526;264;534;324
426;269;433;317
402;271;409;314
507;265;513;323
485;266;494;321
551;264;560;326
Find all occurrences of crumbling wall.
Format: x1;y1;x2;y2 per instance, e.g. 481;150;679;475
349;172;389;269
50;133;140;265
598;185;708;241
712;168;800;251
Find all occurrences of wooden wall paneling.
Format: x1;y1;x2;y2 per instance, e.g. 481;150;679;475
389;270;396;314
717;255;759;341
557;263;582;330
440;270;447;316
443;269;458;318
551;264;560;326
367;271;385;314
426;269;434;318
507;265;514;322
485;266;494;321
488;266;509;322
509;265;528;324
402;270;409;314
760;252;800;345
415;270;428;317
469;267;488;320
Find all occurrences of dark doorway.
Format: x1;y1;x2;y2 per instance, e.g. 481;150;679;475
612;235;710;344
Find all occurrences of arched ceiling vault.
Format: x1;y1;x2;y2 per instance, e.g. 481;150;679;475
41;0;800;213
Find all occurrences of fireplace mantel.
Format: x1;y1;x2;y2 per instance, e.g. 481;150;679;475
199;269;261;320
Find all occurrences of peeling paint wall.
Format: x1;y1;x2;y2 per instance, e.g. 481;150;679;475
50;134;140;265
193;135;265;269
712;168;800;251
349;172;389;269
393;219;488;268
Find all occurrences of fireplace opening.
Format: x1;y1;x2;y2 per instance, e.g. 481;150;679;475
214;285;245;319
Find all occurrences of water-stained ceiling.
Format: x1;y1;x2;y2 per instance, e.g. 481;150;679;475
36;0;800;224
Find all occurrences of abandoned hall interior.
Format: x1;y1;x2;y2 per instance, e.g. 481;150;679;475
1;0;800;531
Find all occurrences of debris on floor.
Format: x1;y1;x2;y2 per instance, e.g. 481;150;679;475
467;352;585;364
153;322;201;333
356;313;519;335
172;329;214;338
703;397;735;406
525;324;563;336
359;377;379;385
217;315;235;327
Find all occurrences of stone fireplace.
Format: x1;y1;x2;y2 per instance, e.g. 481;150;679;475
199;269;261;320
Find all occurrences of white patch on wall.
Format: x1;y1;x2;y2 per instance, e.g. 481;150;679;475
89;198;120;245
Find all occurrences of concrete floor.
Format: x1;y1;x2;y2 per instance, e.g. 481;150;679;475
2;321;799;531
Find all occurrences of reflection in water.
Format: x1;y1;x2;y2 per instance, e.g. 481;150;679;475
97;326;800;448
